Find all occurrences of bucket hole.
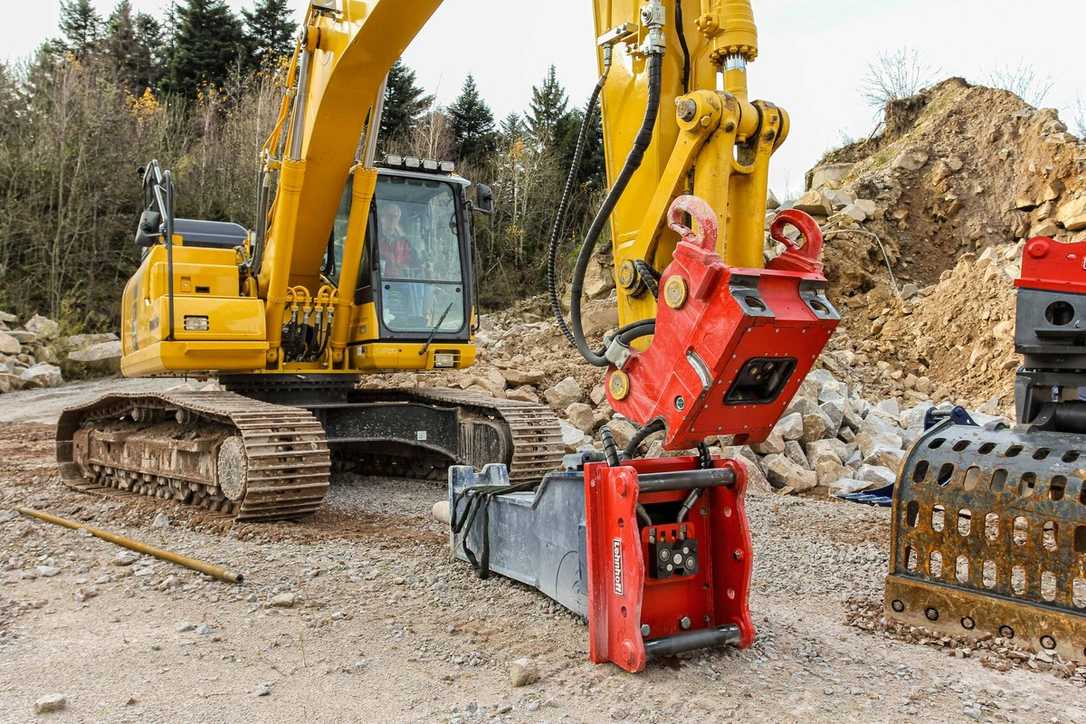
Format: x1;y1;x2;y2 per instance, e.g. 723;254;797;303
1051;475;1067;501
1041;571;1057;602
1075;525;1086;554
1033;448;1051;460
929;550;944;578
991;469;1008;492
932;505;946;532
963;466;983;491
983;560;997;588
957;509;972;537
928;438;946;450
953;440;970;452
1012;566;1026;595
906;546;918;573
985;513;1000;541
956;555;970;584
1062;450;1080;463
1074;579;1086;608
906;500;920;528
978;442;996;454
1019;472;1037;496
1005;445;1023;458
912;460;929;483
937;463;956;486
1013;516;1029;545
1043;521;1059;552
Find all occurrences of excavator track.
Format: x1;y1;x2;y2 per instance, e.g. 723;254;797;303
344;387;565;483
56;391;331;522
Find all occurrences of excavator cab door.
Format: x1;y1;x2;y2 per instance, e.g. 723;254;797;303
327;167;476;349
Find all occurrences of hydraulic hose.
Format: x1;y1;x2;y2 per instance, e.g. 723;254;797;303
624;418;667;458
548;54;612;347
675;0;691;94
567;53;664;367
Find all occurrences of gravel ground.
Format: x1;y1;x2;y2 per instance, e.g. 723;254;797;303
0;409;1083;722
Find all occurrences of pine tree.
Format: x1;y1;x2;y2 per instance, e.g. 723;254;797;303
499;112;525;143
556;107;605;190
103;1;162;92
132;13;166;91
448;74;495;163
58;0;102;58
242;0;296;69
380;60;433;148
527;65;568;146
165;0;245;97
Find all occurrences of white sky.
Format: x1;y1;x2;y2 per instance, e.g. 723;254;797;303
7;1;1086;196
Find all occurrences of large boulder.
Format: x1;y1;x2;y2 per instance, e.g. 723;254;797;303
0;372;24;394
763;454;817;492
559;420;591;452
565;402;596;434
0;331;19;356
67;340;123;374
544;376;583;409
24;314;60;340
583;258;615;300
19;363;63;388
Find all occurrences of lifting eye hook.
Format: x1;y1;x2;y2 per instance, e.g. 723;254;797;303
667;194;718;252
769;208;824;262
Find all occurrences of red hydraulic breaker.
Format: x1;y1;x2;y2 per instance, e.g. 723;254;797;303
584;455;754;672
606;195;840;449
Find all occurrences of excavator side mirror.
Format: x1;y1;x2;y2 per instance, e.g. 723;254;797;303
134;208;163;248
472;184;494;216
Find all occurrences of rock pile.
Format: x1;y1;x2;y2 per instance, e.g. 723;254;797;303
0;311;121;394
366;300;981;498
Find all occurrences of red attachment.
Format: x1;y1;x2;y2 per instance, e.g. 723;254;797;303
584;456;754;673
607;195;839;449
1015;237;1086;294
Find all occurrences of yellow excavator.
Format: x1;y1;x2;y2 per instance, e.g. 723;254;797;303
55;1;567;521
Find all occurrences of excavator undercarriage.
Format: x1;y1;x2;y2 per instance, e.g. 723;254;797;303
57;384;562;522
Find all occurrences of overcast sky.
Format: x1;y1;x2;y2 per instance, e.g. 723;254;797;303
7;1;1086;196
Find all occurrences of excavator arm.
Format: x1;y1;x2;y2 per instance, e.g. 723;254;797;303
553;0;837;449
253;0;445;368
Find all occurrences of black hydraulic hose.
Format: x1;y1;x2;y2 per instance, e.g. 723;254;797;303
675;0;691;94
624;418;666;458
569;54;663;367
600;426;621;467
548;61;611;347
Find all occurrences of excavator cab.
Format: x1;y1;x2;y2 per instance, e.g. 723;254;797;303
329;161;475;341
330;159;482;370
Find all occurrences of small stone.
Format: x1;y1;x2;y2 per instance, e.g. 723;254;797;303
113;551;139;566
254;682;272;697
33;694;66;714
270;593;296;609
151;512;171;529
25;314;60;340
509;657;539;687
195;623;213;636
35;565;60;578
176;622;196;633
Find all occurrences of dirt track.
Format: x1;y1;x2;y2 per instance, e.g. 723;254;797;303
0;386;1083;723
